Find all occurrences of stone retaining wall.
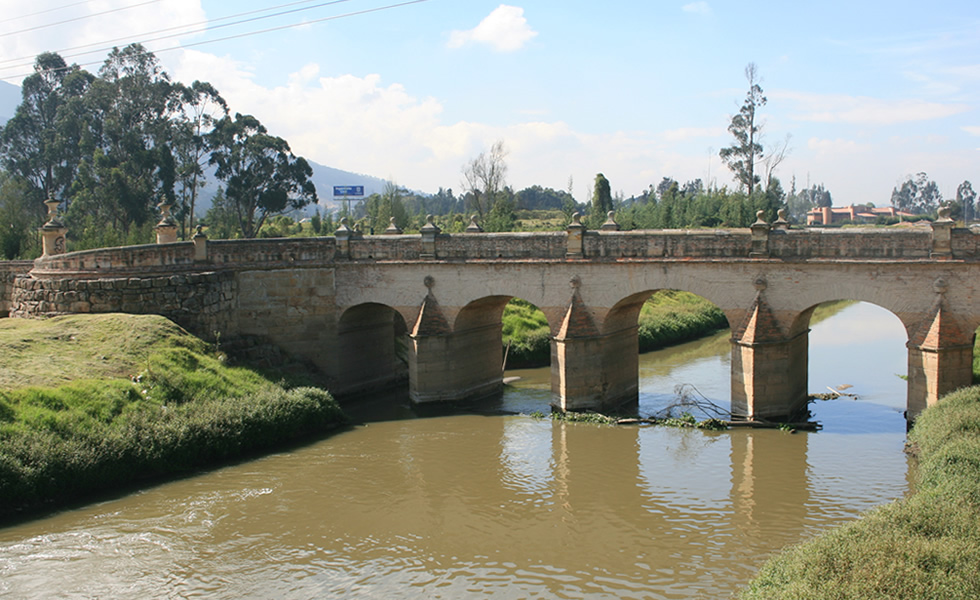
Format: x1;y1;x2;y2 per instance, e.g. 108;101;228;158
10;271;236;339
0;261;34;316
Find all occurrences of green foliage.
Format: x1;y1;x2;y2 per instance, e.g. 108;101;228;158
891;172;942;216
501;291;727;369
208;113;317;238
591;173;613;224
0;315;345;518
739;386;980;600
720;63;767;193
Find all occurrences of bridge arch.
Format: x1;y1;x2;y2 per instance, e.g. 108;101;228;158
336;302;409;396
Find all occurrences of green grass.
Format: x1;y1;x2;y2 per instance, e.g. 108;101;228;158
502;290;728;368
0;314;345;520
739;385;980;600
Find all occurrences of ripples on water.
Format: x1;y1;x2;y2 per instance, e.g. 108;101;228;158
0;303;912;599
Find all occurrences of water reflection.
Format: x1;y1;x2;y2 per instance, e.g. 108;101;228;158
0;303;912;599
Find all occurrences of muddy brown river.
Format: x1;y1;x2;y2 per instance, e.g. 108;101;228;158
0;302;912;598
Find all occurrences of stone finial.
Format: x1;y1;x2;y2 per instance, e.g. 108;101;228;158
335;217;353;238
39;197;68;256
420;214;440;259
566;212;585;259
934;277;948;295
600;210;620;231
193;225;208;261
772;208;790;231
43;198;64;228
420;214;441;235
749;210;770;258
384;216;403;235
930;210;954;259
466;214;484;233
424;275;435;290
753;276;767;291
570;275;581;289
155;200;178;244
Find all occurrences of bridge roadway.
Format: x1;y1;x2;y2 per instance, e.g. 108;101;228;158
6;214;980;421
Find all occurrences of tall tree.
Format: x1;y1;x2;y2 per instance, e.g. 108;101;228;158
719;63;766;193
208;113;317;238
956;180;976;223
173;80;228;235
592;173;613;218
0;52;92;205
69;44;181;237
891;172;942;215
461;139;508;219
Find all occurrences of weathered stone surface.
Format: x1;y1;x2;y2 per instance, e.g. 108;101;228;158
5;229;980;420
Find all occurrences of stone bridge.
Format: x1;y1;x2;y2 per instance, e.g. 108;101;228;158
4;214;979;422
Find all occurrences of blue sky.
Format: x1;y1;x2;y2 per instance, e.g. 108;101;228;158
0;0;978;207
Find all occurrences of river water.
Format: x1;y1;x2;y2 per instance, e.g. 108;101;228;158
0;302;912;599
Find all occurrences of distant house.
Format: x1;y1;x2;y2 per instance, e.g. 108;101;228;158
805;205;916;226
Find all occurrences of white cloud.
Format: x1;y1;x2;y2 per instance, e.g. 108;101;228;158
963;126;980;136
806;137;870;156
662;126;725;142
776;90;970;125
681;2;712;16
447;5;538;52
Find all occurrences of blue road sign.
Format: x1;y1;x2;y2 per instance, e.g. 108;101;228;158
333;185;364;196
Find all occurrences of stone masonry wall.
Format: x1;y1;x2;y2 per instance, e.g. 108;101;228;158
0;261;33;316
10;271;236;339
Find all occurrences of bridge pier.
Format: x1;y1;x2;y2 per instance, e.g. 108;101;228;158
907;344;974;419
730;332;809;421
729;291;809;421
550;328;640;413
408;325;504;404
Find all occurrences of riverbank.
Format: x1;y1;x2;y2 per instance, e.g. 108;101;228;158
0;314;346;521
739;384;980;599
502;290;727;368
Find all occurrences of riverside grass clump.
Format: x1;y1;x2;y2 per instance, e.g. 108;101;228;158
501;290;727;368
0;314;345;519
739;385;980;600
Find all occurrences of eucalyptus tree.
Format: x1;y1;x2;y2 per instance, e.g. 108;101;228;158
957;181;976;223
720;63;766;193
173;81;228;235
208;113;317;238
0;52;93;208
69;44;182;240
891;172;942;215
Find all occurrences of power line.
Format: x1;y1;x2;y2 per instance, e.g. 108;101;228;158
0;0;100;25
0;0;350;68
0;0;432;82
1;0;164;37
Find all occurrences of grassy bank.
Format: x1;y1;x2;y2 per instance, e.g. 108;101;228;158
502;290;727;368
0;314;345;520
739;385;980;599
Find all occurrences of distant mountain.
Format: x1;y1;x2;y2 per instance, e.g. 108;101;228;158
0;80;389;214
0;80;21;127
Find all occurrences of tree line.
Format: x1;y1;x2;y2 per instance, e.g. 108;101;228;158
0;45;317;259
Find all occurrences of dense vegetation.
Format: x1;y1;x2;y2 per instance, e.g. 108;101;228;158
502;290;727;368
0;314;345;520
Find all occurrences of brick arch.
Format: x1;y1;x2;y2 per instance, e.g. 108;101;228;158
601;289;733;337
